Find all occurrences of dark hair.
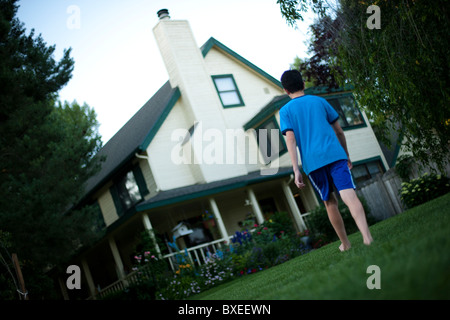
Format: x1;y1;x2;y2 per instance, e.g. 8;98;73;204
281;70;305;93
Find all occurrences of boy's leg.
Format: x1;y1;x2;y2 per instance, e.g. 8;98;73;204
309;164;351;251
330;160;374;246
339;189;373;245
324;192;351;251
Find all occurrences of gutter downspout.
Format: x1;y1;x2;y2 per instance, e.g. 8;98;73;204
135;152;149;160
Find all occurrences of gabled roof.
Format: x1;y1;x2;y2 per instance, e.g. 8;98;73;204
83;82;180;198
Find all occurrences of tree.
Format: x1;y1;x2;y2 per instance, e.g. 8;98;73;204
290;56;315;88
0;0;103;298
291;14;344;88
277;0;327;26
278;0;450;171
336;0;450;171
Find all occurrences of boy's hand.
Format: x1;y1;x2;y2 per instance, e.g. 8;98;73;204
294;170;306;189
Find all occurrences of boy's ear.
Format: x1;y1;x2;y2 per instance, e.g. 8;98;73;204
284;89;290;95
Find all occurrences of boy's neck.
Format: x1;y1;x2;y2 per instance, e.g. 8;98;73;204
288;90;305;99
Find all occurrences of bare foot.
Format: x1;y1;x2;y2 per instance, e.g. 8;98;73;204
339;242;351;252
364;238;374;246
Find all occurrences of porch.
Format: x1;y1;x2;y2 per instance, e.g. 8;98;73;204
60;171;319;300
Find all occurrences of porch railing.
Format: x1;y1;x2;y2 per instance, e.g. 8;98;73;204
163;238;229;271
89;237;230;300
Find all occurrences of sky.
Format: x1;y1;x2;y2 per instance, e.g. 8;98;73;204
16;0;317;144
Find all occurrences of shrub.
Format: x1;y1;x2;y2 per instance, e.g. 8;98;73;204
198;252;234;289
400;173;450;209
395;154;415;181
157;275;201;300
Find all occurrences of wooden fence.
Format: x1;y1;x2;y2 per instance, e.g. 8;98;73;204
356;170;404;221
356;161;450;221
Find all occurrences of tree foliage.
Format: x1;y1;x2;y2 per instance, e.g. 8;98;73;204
279;0;450;170
0;0;104;298
336;0;450;170
292;14;344;88
277;0;327;26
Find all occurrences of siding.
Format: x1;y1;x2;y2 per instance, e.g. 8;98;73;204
205;47;286;175
138;158;157;200
204;47;285;129
146;99;199;191
96;184;119;227
345;111;389;169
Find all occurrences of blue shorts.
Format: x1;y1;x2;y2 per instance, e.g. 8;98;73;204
308;159;356;201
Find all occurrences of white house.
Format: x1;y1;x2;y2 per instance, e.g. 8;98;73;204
58;9;388;300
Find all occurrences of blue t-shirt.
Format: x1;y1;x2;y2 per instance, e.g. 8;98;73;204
279;95;348;175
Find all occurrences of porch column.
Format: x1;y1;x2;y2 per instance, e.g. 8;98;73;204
81;258;96;299
208;197;229;243
247;188;264;225
58;277;69;300
142;213;162;257
281;179;307;232
108;236;126;281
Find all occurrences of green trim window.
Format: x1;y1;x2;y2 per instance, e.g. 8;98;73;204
351;158;385;185
325;94;365;130
212;74;244;108
255;116;287;164
110;165;149;216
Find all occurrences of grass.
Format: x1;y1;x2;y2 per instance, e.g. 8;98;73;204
192;193;450;300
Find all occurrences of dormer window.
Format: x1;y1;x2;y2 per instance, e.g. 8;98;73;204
110;165;149;216
116;171;142;211
212;74;245;108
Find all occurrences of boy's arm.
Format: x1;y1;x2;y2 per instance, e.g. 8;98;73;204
285;131;305;189
331;121;352;169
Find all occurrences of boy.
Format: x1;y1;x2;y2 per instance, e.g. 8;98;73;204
279;70;373;251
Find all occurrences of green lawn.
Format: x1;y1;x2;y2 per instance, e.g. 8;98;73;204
192;193;450;300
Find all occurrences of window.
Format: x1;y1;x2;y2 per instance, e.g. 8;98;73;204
326;95;364;129
212;74;244;108
117;171;142;211
351;159;385;185
110;165;149;215
255;117;287;164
